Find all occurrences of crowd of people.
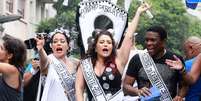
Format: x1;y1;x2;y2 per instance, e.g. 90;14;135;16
0;1;201;101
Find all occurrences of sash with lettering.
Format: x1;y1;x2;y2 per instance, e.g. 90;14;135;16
80;58;123;101
49;54;76;101
138;50;173;101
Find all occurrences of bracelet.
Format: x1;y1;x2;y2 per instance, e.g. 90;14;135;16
179;66;186;74
30;67;39;75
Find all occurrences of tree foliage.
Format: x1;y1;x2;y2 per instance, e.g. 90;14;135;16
128;0;201;55
36;0;201;55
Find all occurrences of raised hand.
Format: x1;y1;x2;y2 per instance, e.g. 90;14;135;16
136;2;151;14
165;55;183;70
32;59;40;70
35;35;45;51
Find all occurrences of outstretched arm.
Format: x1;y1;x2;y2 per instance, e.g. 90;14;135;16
0;63;20;89
166;54;201;84
117;2;151;74
35;37;49;73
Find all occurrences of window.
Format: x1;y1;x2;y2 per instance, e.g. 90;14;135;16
17;0;25;18
6;0;14;13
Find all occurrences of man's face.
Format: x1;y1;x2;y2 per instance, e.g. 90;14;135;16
145;31;164;57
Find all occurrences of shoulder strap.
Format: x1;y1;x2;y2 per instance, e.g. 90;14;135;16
139;51;173;101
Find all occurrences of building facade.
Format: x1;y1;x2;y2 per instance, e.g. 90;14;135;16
0;0;57;40
0;0;57;59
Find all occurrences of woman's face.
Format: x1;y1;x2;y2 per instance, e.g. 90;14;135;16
95;34;113;58
0;40;9;62
51;33;69;58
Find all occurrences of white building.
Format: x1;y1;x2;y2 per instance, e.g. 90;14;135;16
0;0;57;40
0;0;57;59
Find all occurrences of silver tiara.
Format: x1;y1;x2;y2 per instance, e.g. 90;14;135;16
49;28;70;38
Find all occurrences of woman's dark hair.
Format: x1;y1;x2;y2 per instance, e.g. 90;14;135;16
50;32;70;44
3;35;27;68
146;26;167;41
87;30;116;66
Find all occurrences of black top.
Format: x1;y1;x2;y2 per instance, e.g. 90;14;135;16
87;63;122;101
0;74;23;101
23;71;44;101
126;51;183;98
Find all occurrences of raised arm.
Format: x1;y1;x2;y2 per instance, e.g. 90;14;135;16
166;54;201;84
35;37;49;73
0;63;20;89
117;3;151;73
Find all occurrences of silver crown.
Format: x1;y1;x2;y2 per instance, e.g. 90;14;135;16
50;27;70;38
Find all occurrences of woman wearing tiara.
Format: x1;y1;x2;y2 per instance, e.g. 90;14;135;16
36;29;79;101
75;3;150;101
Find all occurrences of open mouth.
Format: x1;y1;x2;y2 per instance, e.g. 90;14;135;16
103;48;108;52
56;47;63;52
102;48;109;54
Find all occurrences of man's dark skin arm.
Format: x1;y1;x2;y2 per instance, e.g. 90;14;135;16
123;75;151;97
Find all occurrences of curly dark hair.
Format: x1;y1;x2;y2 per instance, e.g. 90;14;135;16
3;35;27;68
50;32;70;44
86;30;116;66
146;26;167;41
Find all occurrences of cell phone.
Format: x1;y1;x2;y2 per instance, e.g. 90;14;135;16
24;38;36;49
33;57;39;61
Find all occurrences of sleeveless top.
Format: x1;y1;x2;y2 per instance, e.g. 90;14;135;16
87;62;122;101
0;68;23;101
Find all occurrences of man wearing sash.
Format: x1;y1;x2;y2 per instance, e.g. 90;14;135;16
36;30;79;101
75;3;150;101
123;26;185;101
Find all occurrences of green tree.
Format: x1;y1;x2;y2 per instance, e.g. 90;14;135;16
36;0;81;56
128;0;201;55
37;0;201;55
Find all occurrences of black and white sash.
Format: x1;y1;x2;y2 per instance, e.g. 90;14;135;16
139;51;173;101
49;54;76;101
80;58;123;101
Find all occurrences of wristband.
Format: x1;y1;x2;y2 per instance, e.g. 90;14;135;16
179;66;186;74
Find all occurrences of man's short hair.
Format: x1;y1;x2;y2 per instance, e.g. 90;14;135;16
146;26;167;41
